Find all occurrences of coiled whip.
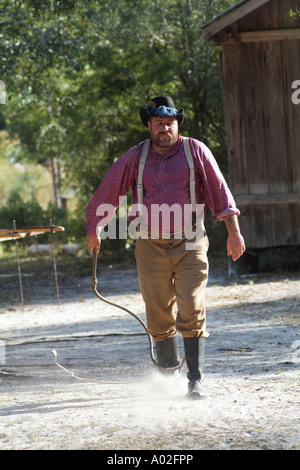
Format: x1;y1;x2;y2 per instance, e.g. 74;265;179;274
91;250;185;373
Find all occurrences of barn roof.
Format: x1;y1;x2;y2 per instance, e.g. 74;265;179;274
202;0;271;40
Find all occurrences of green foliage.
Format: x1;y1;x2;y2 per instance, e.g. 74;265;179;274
2;0;235;177
0;0;238;257
25;0;79;16
0;194;69;250
0;193;44;228
289;8;300;20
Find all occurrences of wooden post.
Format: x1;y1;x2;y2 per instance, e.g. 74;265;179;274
13;220;24;310
50;218;60;305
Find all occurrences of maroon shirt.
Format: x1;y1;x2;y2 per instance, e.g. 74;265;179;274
86;135;239;237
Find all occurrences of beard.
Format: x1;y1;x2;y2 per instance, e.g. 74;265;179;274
152;131;177;148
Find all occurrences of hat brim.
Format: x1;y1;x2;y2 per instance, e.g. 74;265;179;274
140;108;184;127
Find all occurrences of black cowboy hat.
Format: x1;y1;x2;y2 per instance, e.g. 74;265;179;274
140;96;184;127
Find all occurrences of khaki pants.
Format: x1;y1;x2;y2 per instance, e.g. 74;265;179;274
135;234;209;342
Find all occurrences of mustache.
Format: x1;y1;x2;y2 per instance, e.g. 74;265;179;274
159;131;172;137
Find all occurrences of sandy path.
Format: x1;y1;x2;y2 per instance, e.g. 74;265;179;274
0;259;299;450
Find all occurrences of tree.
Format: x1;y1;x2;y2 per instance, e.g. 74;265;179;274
1;0;237;240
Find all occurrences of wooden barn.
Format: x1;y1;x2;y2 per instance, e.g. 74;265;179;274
202;0;300;264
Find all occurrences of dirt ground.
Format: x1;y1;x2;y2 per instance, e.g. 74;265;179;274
0;252;299;451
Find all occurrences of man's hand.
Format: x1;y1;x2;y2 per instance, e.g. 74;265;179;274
224;215;246;262
86;233;101;254
227;232;246;261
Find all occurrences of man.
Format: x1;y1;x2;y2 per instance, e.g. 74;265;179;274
86;96;245;399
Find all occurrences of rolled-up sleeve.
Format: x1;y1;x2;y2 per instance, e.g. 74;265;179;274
190;139;240;221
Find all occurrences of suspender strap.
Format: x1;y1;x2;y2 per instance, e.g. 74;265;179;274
182;137;197;223
137;139;150;215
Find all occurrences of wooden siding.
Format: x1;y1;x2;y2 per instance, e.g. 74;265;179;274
215;0;300;248
237;0;300;31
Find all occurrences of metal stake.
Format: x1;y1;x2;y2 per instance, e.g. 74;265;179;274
13;220;24;309
50;218;60;305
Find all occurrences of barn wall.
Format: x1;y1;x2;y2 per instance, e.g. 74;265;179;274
237;0;300;31
219;0;300;248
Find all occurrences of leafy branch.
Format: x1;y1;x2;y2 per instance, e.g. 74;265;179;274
289;7;300;20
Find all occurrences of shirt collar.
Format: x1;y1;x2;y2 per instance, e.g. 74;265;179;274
150;135;182;160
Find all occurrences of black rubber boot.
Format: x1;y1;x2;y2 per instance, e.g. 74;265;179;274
183;337;207;399
155;336;180;371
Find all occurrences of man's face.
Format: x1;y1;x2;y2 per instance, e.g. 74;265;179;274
147;117;179;150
